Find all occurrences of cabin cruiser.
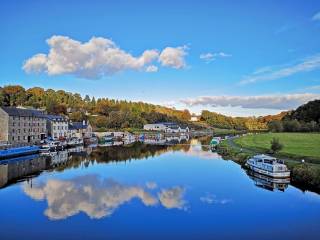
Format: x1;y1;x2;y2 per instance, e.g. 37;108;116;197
41;140;63;151
67;137;84;147
246;154;290;178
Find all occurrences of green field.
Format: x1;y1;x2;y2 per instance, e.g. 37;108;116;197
234;133;320;161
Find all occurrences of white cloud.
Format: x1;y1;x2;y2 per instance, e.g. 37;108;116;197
159;46;188;69
23;35;189;79
305;85;320;90
240;54;320;84
200;52;231;63
200;53;215;63
312;11;320;21
181;93;320;110
146;65;158;72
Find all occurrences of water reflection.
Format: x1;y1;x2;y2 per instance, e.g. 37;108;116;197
200;193;232;205
0;154;50;188
246;170;290;192
23;175;186;220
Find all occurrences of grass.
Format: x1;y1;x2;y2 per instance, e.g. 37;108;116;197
234;132;320;162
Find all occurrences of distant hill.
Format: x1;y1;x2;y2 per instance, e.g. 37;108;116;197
199;110;287;131
0;85;200;130
286;99;320;123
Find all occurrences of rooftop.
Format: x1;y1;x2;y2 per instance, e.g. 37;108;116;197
1;106;46;118
69;122;88;130
46;115;67;121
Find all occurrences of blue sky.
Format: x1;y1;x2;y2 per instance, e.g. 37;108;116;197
1;0;320;116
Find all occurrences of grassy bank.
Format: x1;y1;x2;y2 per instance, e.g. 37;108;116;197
217;133;320;193
234;132;320;162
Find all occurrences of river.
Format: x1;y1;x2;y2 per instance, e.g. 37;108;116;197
0;137;319;239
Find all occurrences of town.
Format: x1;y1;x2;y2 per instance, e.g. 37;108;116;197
0;106;195;158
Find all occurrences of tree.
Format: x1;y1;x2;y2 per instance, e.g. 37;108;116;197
270;138;283;153
267;120;283;132
283;119;301;132
95;115;108;128
2;85;26;106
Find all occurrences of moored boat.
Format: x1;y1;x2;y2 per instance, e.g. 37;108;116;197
246;154;290;178
0;145;40;159
210;137;220;149
67;137;84;147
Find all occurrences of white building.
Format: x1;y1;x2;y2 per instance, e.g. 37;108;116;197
190;116;200;122
46;115;68;140
143;122;189;133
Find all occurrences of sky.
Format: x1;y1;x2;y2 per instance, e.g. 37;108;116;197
1;0;320;116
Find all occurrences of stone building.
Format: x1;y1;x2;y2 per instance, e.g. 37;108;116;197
0;107;47;144
46;115;68;140
68;120;93;138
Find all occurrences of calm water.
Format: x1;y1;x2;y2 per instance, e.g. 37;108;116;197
1;138;320;240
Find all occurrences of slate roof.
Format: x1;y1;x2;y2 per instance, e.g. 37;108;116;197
69;122;88;130
46;115;67;121
1;106;46;118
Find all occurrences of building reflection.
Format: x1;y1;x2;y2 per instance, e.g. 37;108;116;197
246;170;290;192
0;146;89;188
0;141;193;189
0;154;50;188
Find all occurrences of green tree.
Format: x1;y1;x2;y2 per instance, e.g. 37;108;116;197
270;137;283;153
268;120;283;132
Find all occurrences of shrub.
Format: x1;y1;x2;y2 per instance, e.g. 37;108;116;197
270;137;283;153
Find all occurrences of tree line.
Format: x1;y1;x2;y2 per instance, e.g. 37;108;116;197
0;85;196;131
267;100;320;132
199;110;282;131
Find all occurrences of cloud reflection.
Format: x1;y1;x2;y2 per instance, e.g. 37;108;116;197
23;175;186;220
158;187;187;210
200;193;232;205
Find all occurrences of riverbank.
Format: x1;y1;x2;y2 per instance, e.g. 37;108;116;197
217;134;320;193
234;132;320;163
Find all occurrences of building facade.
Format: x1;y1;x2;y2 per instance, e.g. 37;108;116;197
46;115;68;140
0;107;47;144
68;120;93;138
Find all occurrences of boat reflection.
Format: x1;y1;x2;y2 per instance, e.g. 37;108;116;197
246;169;290;192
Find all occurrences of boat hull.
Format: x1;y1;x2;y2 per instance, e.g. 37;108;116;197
0;146;40;159
246;163;290;178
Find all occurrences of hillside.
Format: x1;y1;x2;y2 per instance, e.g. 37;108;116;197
0;85;295;131
200;110;287;131
286;99;320;123
0;85;200;131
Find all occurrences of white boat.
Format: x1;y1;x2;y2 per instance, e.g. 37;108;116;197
41;140;62;150
246;154;290;178
39;146;51;155
67;138;84;147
